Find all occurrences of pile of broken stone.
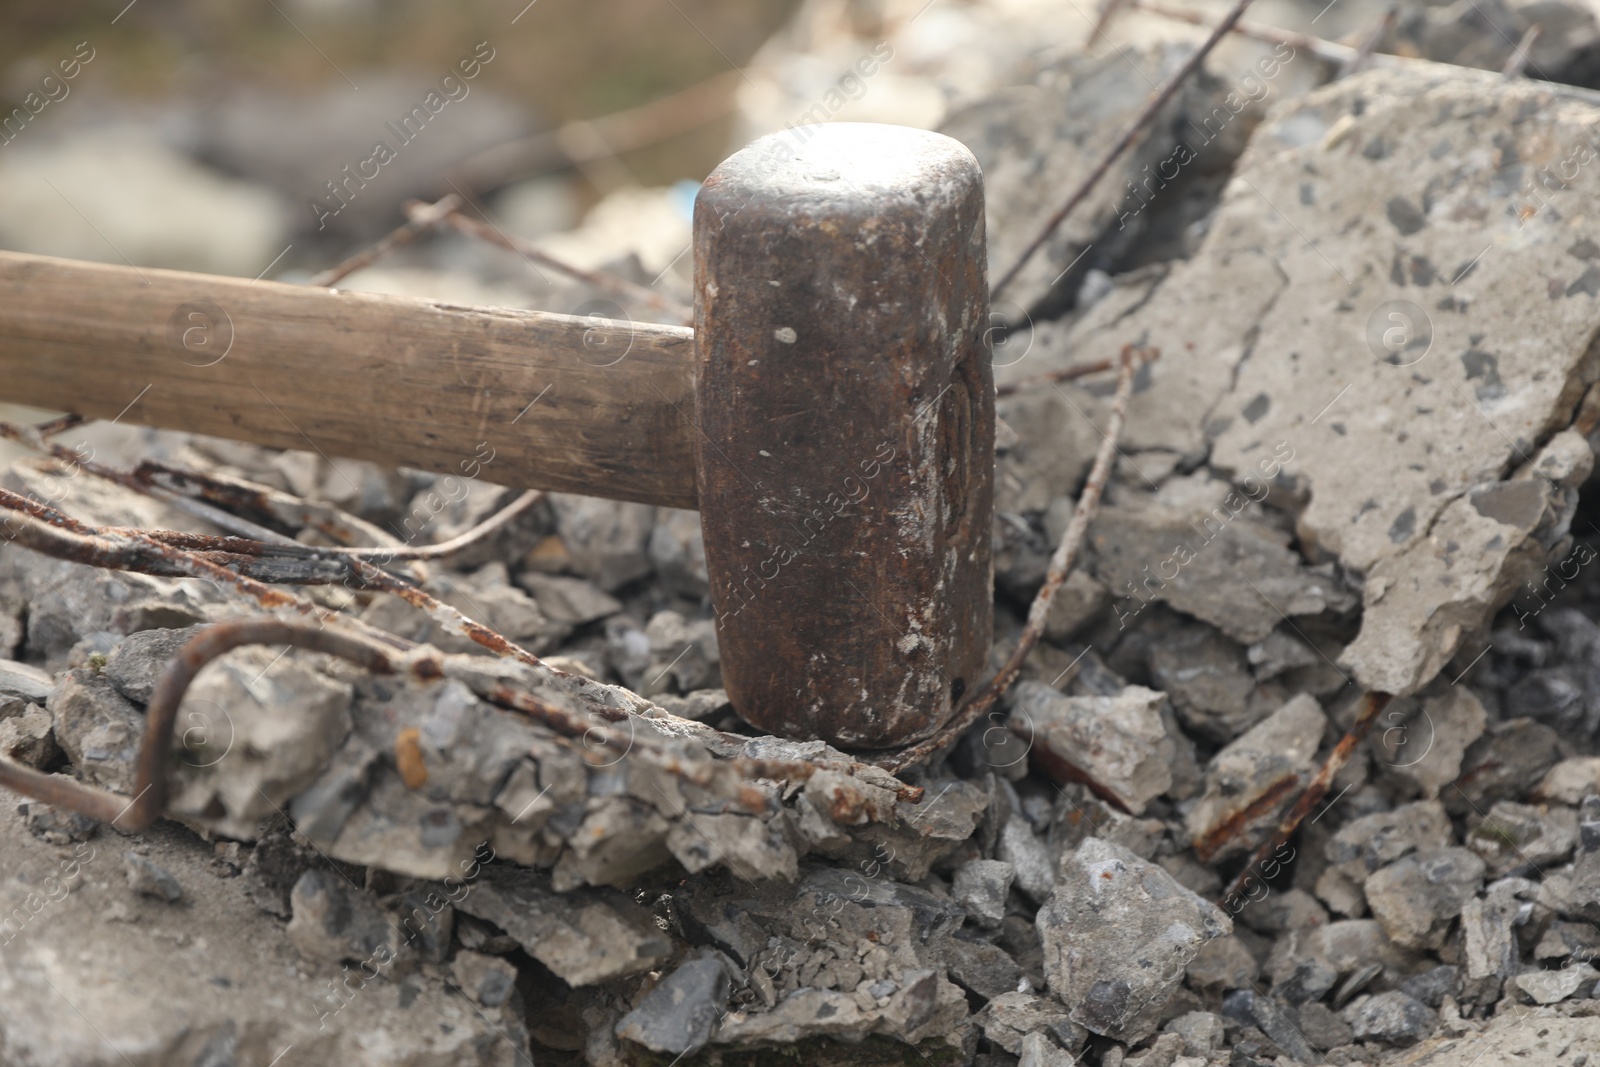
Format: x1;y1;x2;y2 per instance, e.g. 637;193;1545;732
7;0;1600;1065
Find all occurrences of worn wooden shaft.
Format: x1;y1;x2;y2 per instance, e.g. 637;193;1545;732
0;251;698;508
694;123;994;750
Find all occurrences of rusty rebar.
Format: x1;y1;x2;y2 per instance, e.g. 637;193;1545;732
1218;690;1394;903
0;619;399;831
0;616;918;833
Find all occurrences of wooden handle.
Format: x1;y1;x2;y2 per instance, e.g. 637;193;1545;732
0;251;699;508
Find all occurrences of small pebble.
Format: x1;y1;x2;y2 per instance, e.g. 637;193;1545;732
124;852;183;903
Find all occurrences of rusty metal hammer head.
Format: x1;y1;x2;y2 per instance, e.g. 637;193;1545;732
693;122;994;750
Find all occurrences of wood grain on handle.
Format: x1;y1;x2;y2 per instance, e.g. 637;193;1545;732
0;251;699;508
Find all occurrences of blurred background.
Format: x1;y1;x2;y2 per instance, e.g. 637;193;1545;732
0;0;1354;300
0;0;808;288
1;0;1584;316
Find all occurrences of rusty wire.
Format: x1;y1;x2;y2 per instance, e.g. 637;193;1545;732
1336;4;1397;78
991;0;1260;300
0;420;403;555
994;343;1159;398
0;488;555;670
429;204;694;325
309;193;463;287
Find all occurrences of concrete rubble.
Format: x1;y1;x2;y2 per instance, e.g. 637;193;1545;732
7;0;1600;1063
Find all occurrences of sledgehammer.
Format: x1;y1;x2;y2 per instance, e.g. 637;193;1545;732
0;122;994;750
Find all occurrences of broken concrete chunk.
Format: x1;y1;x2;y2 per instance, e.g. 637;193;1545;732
647;506;709;599
1342;471;1565;695
1247;631;1320;682
651;688;731;724
714;972;964;1048
0;795;523;1066
615;952;731;1056
1039;836;1231;1042
104;624;204;705
1184;934;1259;992
1513;962;1598;1005
1325;799;1453;883
977;991;1084;1057
1467;801;1578;876
1399;964;1460;1009
1236;888;1329;937
1086;476;1354;645
1363;847;1485;950
798;867;965;945
1404;0;1600;88
549;494;656;591
953;858;1014;929
0;704;57;768
1374;687;1487;799
1273;955;1338;1006
0;610;19;661
1344;990;1435;1047
1313;866;1367;919
998;816;1056;903
512;572;622;626
451;949;518;1007
1447;718;1564;814
1265;919;1417;990
1187;694;1327;862
47;668;144;792
1008;681;1173;814
932;932;1026;1000
642;610;720;696
454;865;670;986
1536;850;1600;924
1044;568;1111;641
1018;1031;1077;1067
1164;1011;1225;1057
942;43;1235;313
17;800;97;845
428;562;572;655
1;522;225;663
239;827;322;919
1222;990;1316;1063
124;851;183;903
1535;757;1600;805
554;796;674;890
1189;64;1600;697
993;390;1100;515
286;868;395;965
665;810;798;883
1535;919;1600;965
163;645;354;839
0;659;53;718
1148;619;1285;742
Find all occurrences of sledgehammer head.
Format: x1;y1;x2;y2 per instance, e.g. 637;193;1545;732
692;122;994;750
